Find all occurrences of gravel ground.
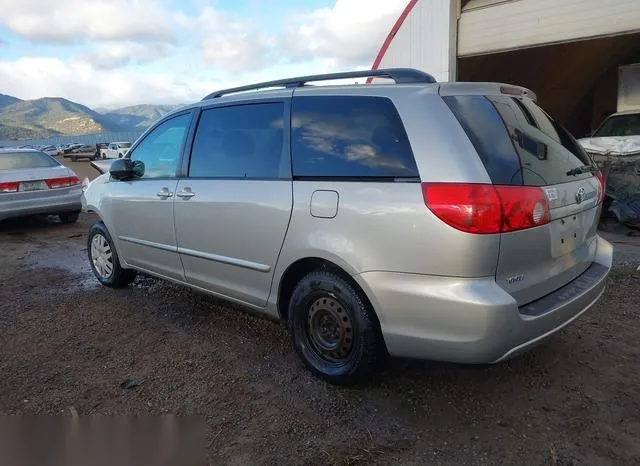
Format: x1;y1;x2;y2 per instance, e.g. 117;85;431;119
1;158;639;465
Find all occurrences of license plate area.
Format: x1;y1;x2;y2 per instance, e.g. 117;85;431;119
20;180;47;191
550;213;588;257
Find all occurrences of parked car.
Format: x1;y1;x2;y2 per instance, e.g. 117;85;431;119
100;141;131;159
578;110;640;228
81;68;613;385
0;148;82;223
63;143;84;157
70;145;96;161
578;110;640;157
41;146;61;157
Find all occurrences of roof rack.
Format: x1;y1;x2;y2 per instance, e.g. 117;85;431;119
202;68;436;100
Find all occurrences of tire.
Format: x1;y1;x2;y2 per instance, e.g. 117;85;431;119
87;221;137;288
288;270;385;385
59;211;80;224
71;154;77;162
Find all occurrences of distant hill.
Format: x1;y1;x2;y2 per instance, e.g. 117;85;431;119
103;104;180;130
0;94;181;141
0;94;21;110
0;122;46;140
0;96;127;140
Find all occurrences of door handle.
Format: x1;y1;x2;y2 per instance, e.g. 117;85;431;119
156;188;173;199
176;188;195;199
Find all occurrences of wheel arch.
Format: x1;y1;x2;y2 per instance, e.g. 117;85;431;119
276;257;383;338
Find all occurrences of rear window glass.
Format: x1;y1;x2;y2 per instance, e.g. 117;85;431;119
291;96;418;179
443;95;594;186
0;152;59;170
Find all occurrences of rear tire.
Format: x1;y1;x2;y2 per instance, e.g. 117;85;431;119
288;270;384;385
87;221;137;288
59;211;80;224
71;154;77;162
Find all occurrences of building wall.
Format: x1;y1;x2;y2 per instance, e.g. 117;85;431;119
371;0;457;82
459;0;640;57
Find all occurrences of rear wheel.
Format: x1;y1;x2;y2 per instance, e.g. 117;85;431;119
289;270;384;385
87;221;137;288
59;211;80;224
71;154;77;162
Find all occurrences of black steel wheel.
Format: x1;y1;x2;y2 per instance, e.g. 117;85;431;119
289;270;385;385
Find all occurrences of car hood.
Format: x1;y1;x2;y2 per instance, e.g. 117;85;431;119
578;135;640;156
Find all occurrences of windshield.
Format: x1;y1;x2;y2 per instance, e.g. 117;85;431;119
593;114;640;137
0;152;59;170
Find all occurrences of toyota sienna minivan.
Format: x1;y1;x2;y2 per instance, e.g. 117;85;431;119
82;68;613;385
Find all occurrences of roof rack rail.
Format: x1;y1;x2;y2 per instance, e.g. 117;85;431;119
202;68;436;100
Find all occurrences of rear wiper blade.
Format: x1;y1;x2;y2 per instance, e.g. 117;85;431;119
566;165;598;176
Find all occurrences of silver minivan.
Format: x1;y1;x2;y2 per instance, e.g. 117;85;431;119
82;68;613;385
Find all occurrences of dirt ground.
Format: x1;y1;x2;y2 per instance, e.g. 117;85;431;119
1;158;640;465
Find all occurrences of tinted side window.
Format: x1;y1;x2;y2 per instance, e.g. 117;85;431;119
129;113;192;179
487;96;593;186
442;95;523;185
291;96;418;178
189;102;285;179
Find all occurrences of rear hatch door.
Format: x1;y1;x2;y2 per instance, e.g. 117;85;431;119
443;93;603;306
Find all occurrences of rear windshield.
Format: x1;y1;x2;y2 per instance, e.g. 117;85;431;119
443;95;594;186
593;114;640;137
0;152;59;170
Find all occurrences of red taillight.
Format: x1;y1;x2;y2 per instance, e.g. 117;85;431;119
45;176;80;189
595;170;606;204
0;182;19;193
422;183;550;234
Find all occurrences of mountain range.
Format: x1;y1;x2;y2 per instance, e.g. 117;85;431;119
0;93;182;141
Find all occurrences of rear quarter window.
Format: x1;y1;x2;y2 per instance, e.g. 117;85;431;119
443;95;594;187
291;96;418;179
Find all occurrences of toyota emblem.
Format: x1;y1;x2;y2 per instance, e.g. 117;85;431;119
575;187;586;204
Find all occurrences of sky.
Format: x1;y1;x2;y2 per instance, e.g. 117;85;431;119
0;0;406;108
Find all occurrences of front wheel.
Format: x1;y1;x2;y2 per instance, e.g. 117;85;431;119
289;271;385;385
87;221;137;288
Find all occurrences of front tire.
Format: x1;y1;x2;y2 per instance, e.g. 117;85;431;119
289;270;385;385
87;221;137;288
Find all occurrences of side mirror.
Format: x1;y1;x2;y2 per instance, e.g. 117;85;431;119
109;158;135;180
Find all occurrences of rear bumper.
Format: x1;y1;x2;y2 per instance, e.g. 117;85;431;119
355;235;613;364
0;187;82;221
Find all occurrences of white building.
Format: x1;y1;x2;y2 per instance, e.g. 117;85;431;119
371;0;640;136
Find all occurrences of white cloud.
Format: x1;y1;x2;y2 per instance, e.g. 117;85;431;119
0;57;206;107
176;7;276;73
280;0;406;70
176;0;407;76
0;0;176;43
0;57;337;108
78;42;174;69
0;0;409;106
